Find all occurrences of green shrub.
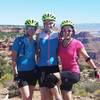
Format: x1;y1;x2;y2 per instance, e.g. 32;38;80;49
73;83;87;96
79;80;100;93
0;52;13;85
79;64;89;71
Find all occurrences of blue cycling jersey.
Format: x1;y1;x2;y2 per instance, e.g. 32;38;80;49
12;34;36;71
38;31;59;67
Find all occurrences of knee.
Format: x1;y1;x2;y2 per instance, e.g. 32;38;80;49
22;95;30;100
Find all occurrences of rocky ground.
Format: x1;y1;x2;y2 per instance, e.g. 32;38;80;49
0;85;41;100
0;88;95;100
0;84;99;100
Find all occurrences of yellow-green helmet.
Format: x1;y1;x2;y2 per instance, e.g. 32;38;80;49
61;20;74;28
42;13;56;21
25;19;38;27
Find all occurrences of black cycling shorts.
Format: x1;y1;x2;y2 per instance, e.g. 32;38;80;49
37;65;60;88
17;69;38;88
60;71;80;91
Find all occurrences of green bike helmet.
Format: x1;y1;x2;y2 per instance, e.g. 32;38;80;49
25;19;38;27
61;20;74;28
42;13;56;21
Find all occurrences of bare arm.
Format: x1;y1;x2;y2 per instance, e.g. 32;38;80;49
35;34;40;64
58;56;62;71
11;50;18;75
79;47;97;69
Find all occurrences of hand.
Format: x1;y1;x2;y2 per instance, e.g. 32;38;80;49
94;69;100;79
14;74;19;81
53;72;62;86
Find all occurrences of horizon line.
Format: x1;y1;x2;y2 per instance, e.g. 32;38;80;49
0;22;100;26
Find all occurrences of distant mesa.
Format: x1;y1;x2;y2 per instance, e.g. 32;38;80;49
0;25;24;33
76;31;100;66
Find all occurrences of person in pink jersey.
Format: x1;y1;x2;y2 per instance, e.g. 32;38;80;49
58;20;100;100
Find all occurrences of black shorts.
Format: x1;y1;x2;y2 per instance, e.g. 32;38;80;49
37;65;60;88
17;69;38;88
60;71;80;91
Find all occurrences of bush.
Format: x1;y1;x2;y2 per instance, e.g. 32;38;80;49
79;80;100;93
79;64;89;71
73;83;88;96
0;52;13;85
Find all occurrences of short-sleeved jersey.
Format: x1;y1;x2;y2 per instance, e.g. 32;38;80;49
58;39;84;73
38;31;59;67
12;34;36;71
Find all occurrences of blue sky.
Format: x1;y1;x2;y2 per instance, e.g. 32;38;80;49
0;0;100;25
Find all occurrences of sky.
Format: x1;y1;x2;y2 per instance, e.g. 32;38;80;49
0;0;100;25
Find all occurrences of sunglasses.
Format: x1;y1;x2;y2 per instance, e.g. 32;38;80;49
26;26;37;30
62;29;73;33
44;21;54;25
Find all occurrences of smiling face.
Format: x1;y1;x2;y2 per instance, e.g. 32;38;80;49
26;26;37;37
43;20;55;32
61;25;74;40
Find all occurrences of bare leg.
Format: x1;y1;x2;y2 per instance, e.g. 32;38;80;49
40;87;53;100
19;85;30;100
19;85;35;100
61;90;73;100
50;86;62;100
29;85;35;99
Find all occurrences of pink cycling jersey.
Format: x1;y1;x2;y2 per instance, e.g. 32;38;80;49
58;39;84;73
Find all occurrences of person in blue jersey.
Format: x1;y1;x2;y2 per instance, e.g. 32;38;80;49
37;13;62;100
11;19;38;100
